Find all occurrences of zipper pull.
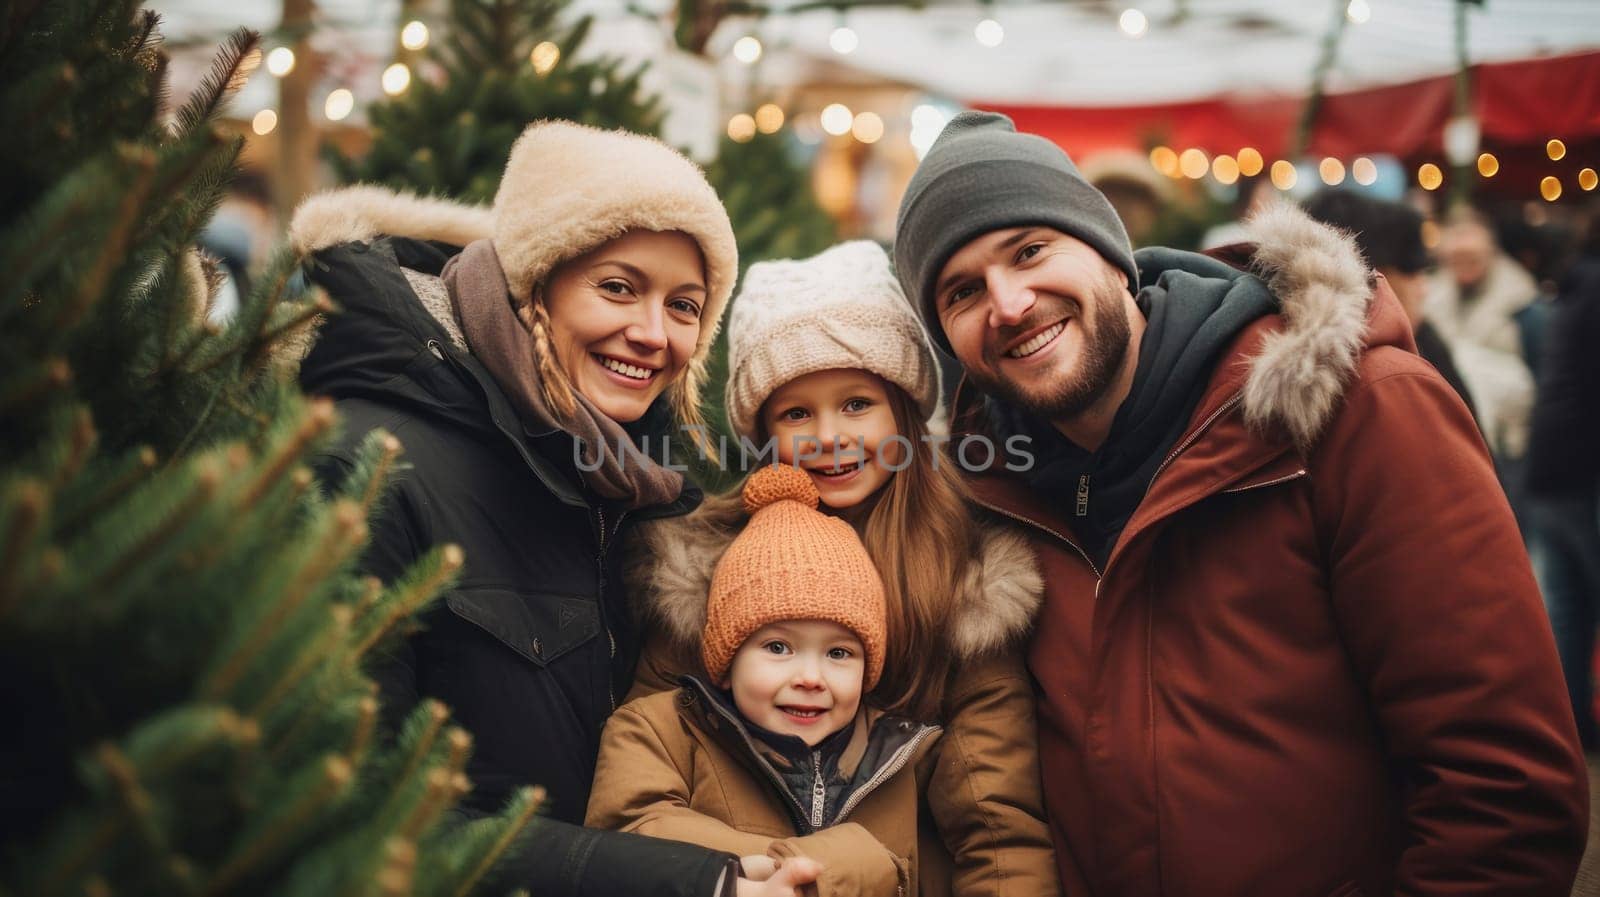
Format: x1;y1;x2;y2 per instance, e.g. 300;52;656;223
1075;474;1090;517
809;753;826;829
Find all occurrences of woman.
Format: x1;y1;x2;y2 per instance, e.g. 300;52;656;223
618;242;1065;896
292;121;808;896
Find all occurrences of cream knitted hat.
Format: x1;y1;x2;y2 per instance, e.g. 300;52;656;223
724;241;939;440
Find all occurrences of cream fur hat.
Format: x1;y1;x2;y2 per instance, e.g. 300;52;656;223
491;120;739;362
724;240;939;440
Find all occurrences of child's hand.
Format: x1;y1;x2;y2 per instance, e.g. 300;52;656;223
736;856;820;896
740;855;778;881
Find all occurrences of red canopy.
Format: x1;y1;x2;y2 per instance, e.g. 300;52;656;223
981;50;1600;197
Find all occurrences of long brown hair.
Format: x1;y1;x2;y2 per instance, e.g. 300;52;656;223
702;381;976;721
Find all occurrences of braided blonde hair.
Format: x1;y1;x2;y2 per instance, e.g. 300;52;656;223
521;273;715;459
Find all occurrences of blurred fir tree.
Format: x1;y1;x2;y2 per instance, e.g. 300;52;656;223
336;0;664;202
0;3;537;894
694;130;835;489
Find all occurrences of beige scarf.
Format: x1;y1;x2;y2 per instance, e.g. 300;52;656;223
441;239;685;509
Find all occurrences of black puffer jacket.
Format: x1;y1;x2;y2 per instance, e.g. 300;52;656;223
299;233;730;896
1526;256;1600;499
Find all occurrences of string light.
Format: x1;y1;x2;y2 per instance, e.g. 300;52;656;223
1212;154;1239;185
910;104;947;159
820;103;853;136
1119;9;1148;37
1581;168;1598;192
531;41;560;74
1541;176;1562;201
1237;147;1264;177
975;19;1004;47
1346;0;1371;24
830;25;858;54
324;88;354;122
728;113;756;143
1417;163;1443;191
1319;158;1346;185
251;109;277;136
1178;148;1209;179
1270;160;1297;190
1477;153;1499;177
400;20;429;51
381;63;411;95
852;111;885;144
1547;139;1566;161
733;36;763;64
266;47;295;77
1351;157;1377;185
1149;146;1179;177
755;103;785;134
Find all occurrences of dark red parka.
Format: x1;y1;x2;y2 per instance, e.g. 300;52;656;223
954;205;1587;897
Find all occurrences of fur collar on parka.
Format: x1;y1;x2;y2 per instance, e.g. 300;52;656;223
1213;202;1376;452
625;508;1044;663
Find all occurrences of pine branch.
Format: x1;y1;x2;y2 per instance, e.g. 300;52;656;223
0;358;72;417
171;29;260;140
52;148;158;335
0;479;48;620
247;604;354;719
202;500;366;702
446;786;545;897
349;544;464;661
85;454;221;597
203;755;354;896
55;445;157;537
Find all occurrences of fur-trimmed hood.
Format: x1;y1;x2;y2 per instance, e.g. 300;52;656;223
625;506;1044;662
1232;202;1378;450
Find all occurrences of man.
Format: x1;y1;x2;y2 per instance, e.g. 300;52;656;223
894;112;1587;897
1301;188;1476;420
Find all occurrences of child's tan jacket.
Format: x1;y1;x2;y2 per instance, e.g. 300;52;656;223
604;515;1063;897
588;678;942;896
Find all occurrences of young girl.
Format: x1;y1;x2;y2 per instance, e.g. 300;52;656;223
615;241;1063;896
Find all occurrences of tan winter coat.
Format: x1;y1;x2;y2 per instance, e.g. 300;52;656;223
620;520;1063;897
588;680;942;897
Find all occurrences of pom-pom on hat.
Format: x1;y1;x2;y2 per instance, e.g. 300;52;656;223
702;465;888;689
723;240;940;440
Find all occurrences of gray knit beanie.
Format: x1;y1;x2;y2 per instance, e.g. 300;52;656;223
893;111;1138;354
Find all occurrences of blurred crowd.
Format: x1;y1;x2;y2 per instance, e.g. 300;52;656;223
1300;191;1600;751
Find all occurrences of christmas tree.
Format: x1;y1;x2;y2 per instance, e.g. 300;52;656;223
0;3;536;894
695;130;836;488
337;0;664;202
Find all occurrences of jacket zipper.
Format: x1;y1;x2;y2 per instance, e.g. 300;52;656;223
808;752;826;829
970;499;1102;579
832;726;939;823
1146;392;1244;491
595;504;626;711
972;392;1246;595
1222;468;1308;494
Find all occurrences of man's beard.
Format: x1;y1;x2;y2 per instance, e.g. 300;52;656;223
969;274;1133;422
